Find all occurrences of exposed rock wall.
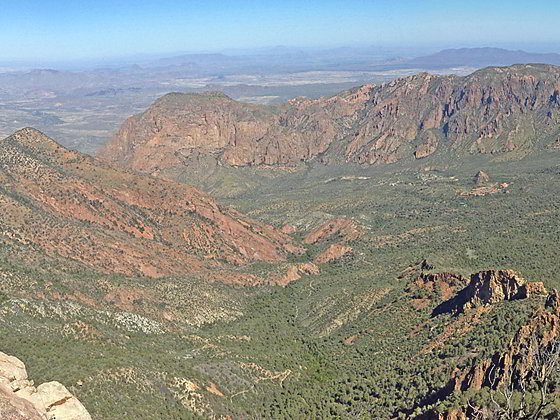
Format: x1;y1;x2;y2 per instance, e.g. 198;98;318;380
303;218;362;245
0;352;91;420
432;269;547;315
418;286;558;420
99;65;560;175
314;244;353;264
462;269;528;310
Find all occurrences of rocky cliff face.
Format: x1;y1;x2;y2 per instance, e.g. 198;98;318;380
418;284;557;420
0;352;91;420
0;128;299;284
423;301;559;419
462;270;529;310
432;270;547;315
452;308;558;394
99;65;560;176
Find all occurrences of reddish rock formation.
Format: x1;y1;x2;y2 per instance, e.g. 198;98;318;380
281;224;297;234
205;383;224;397
462;270;529;310
412;272;466;300
520;281;548;298
314;244;353;264
303;218;362;245
432;270;546;316
274;263;320;286
459;182;509;196
99;65;560;176
447;305;558;407
418;289;558;420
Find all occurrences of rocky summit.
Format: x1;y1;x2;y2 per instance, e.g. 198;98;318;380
99;64;560;178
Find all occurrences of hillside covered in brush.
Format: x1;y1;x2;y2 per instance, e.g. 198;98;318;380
3;121;560;418
0;128;299;283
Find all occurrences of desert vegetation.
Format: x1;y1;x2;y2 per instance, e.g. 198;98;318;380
1;123;560;418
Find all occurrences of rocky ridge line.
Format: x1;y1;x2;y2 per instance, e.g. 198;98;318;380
99;65;560;176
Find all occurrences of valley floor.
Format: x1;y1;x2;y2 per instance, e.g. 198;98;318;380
2;151;560;418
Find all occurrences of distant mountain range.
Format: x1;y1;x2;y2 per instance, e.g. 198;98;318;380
122;47;560;73
404;47;560;69
3;47;560;157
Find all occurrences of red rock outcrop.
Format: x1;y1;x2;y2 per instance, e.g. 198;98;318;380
99;65;560;175
273;263;320;286
520;281;548;298
462;270;528;310
303;218;362;245
446;304;558;407
314;244;353;264
280;224;297;234
412;272;466;300
431;270;547;316
418;290;558;419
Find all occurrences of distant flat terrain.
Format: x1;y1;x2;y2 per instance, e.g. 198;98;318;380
5;46;528;155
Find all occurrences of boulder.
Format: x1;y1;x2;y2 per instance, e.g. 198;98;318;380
30;382;91;420
474;170;490;184
0;351;91;420
0;353;27;383
0;385;45;420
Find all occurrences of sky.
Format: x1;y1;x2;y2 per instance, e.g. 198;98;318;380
1;0;560;63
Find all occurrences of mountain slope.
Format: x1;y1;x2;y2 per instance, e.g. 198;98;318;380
98;64;560;178
0;128;297;282
4;126;560;418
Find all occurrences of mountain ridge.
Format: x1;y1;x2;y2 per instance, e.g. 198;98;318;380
0;127;298;283
98;64;560;179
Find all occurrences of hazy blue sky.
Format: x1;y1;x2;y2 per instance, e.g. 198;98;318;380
2;0;560;61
